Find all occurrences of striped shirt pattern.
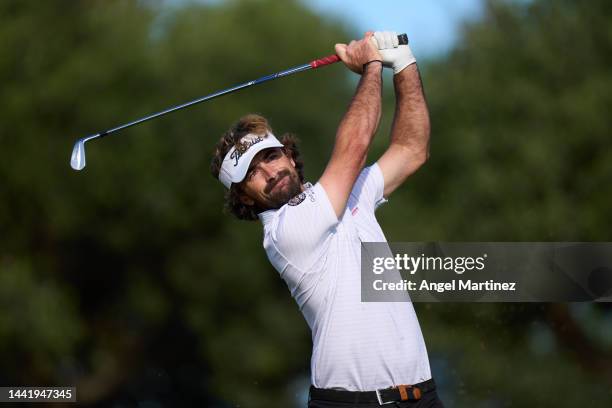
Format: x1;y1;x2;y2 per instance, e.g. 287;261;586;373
259;163;431;391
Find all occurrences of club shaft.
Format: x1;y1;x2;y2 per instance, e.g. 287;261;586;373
96;63;314;138
79;34;409;143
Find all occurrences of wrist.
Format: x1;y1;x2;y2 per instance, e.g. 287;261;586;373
362;59;383;73
392;45;416;75
394;63;416;79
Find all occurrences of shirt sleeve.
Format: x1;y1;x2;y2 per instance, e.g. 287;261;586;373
268;183;339;272
349;162;388;214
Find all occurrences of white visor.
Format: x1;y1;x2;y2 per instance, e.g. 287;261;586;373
218;132;284;189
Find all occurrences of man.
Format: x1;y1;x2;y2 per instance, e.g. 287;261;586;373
210;31;443;407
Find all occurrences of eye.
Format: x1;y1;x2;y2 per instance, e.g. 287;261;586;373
266;150;280;161
247;168;257;180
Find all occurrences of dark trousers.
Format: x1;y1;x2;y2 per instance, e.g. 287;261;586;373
308;389;444;408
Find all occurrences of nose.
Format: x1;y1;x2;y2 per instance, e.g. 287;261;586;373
259;162;277;182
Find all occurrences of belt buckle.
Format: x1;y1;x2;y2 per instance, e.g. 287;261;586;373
375;389;395;405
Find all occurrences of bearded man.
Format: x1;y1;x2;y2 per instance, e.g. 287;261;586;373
211;31;443;407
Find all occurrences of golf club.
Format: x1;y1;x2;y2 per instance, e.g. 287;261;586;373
70;33;408;171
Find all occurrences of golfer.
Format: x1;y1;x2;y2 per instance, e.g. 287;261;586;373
211;31;443;407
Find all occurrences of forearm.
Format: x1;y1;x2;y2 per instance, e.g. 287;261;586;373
390;64;430;161
320;61;382;217
319;32;383;216
335;61;383;161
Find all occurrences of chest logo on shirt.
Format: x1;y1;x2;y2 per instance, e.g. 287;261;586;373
288;183;316;206
288;192;306;206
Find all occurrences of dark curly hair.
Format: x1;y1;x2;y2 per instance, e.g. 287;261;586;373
210;114;305;221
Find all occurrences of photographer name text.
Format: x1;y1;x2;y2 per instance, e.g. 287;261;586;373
372;279;516;292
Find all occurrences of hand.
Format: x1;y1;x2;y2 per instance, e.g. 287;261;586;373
335;32;382;75
372;31;416;74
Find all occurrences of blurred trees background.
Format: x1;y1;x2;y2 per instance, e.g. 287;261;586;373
0;0;610;406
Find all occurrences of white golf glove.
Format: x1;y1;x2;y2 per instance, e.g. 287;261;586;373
372;31;416;74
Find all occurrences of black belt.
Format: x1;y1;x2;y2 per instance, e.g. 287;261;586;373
309;378;436;405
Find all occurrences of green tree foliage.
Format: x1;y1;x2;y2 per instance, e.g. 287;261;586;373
1;1;350;406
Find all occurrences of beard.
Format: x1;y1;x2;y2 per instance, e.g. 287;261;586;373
264;169;303;210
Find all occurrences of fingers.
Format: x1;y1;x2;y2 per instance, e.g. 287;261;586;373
383;31;394;49
391;31;399;48
373;32;384;49
335;43;348;61
336;32;382;74
364;32;381;59
373;31;399;49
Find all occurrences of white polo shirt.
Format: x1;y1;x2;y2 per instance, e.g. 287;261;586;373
258;163;431;391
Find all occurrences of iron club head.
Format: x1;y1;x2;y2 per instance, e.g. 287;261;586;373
70;138;87;171
70;134;100;171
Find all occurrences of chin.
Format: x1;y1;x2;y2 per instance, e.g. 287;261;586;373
267;183;300;209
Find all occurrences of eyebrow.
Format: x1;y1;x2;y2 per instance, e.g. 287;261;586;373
247;149;278;173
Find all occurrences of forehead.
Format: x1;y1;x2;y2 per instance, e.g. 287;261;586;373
248;147;284;170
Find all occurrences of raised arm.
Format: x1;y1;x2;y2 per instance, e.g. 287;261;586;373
374;32;430;198
319;33;383;217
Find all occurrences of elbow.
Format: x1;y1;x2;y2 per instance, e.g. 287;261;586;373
413;149;429;170
411;127;431;170
421;139;431;165
417;127;431;167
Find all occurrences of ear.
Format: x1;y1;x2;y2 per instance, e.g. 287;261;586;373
239;193;255;206
284;149;296;168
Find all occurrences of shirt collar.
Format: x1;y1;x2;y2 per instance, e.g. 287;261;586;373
258;208;276;224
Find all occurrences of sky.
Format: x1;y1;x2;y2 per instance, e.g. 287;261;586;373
303;0;485;58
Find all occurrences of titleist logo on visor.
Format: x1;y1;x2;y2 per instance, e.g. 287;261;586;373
230;136;265;166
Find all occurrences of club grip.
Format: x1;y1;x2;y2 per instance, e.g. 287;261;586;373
310;54;341;68
310;33;408;69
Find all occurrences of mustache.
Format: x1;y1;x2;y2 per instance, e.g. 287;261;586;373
264;170;291;194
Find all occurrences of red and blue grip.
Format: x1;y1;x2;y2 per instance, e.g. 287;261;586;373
310;33;408;69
